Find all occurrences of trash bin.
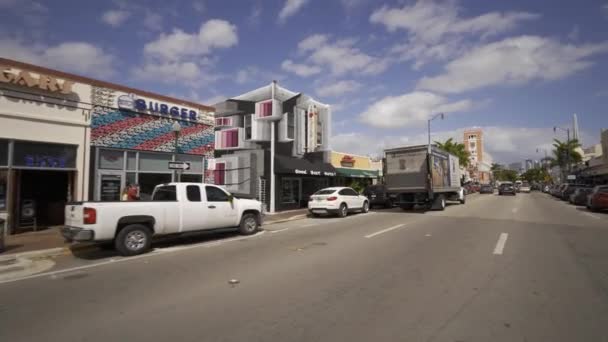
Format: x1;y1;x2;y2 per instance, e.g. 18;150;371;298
0;218;5;253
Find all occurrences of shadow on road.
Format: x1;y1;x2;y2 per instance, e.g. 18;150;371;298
70;228;242;260
576;207;608;215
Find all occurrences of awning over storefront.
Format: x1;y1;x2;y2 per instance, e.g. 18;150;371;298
335;167;379;178
275;155;336;177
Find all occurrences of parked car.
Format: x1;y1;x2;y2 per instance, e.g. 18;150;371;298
63;183;264;256
587;185;608;212
519;182;531;193
479;184;493;194
569;187;594;206
498;182;516;196
308;187;369;217
561;184;587;201
363;184;394;208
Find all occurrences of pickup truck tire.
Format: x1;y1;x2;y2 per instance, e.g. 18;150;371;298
239;213;259;235
460;195;466;204
338;203;348;218
115;224;152;256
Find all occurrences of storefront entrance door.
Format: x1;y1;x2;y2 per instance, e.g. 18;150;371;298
97;171;124;202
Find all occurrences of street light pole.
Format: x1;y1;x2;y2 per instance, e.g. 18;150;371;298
172;121;182;182
427;113;444;155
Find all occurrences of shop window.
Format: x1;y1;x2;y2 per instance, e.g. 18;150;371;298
127;152;137;170
0;140;8;166
215;117;233;127
181;174;203;183
220;129;239;148
139;152;172;171
245;115;252;140
186;185;201;202
13;141;76;169
281;178;301;204
257;100;272;118
126;172;137;187
206;186;229;202
0;171;7;211
177;154;203;174
214;162;226;185
99;149;124;170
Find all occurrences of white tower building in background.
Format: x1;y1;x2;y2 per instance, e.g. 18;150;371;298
573;113;580;143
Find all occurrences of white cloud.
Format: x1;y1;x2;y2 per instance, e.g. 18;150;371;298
192;1;205;13
316;80;361;97
248;3;262;26
332;126;593;163
101;9;130;27
359;91;472;128
203;95;227;105
144;19;238;62
132;61;202;83
341;0;366;11
143;11;163;31
603;3;608;17
417;36;608;94
235;66;261;84
0;38;115;77
370;1;539;68
281;59;321;77
298;34;329;52
278;0;309;22
294;34;389;76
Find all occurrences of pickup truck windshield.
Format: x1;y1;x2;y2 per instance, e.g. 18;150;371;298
152;186;177;201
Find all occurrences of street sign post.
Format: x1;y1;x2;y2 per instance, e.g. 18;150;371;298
168;161;191;171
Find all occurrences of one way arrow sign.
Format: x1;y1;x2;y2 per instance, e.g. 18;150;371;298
168;161;191;170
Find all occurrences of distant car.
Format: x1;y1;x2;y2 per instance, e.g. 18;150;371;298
363;184;393;208
587;185;608;212
479;184;493;194
498;182;516;196
308;187;369;218
519;182;531;193
569;187;593;206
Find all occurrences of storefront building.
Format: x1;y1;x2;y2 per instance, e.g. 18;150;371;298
0;58;92;233
89;85;215;201
212;82;335;212
330;152;379;190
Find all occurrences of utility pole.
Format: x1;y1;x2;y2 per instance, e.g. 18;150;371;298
172;121;182;182
269;81;276;213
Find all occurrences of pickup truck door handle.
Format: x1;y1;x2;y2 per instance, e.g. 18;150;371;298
208;205;216;209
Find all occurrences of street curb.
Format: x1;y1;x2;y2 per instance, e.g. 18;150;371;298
0;243;99;261
264;214;308;226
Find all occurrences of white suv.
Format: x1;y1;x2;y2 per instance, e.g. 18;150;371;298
308;187;370;218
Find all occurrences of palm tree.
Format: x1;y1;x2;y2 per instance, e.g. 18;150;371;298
552;138;582;169
435;138;470;167
491;163;503;172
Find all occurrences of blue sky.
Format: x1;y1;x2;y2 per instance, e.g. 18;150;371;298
1;0;607;163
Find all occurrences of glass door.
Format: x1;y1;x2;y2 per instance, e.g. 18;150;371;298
97;171;124;201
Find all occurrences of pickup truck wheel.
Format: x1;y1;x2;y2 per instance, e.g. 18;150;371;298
239;213;258;235
459;196;466;204
115;224;152;256
338;203;348;218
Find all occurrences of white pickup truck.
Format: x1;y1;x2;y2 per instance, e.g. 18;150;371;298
62;183;264;256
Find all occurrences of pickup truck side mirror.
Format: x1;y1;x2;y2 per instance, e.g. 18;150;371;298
228;194;234;203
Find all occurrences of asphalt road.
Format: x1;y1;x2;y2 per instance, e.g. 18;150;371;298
1;192;608;342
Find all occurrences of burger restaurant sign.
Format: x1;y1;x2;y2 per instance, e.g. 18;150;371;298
117;93;198;121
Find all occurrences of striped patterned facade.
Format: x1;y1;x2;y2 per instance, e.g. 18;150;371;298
91;109;214;157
